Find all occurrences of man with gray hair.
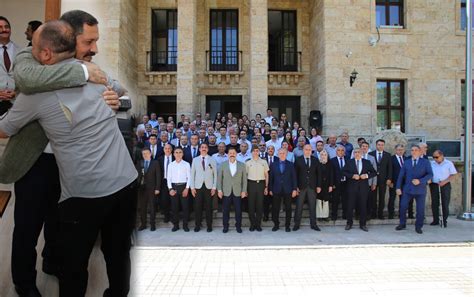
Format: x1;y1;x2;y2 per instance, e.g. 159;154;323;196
325;134;338;159
292;136;306;158
0;20;138;296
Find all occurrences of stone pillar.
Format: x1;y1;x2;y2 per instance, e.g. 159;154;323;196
177;0;197;118
249;0;268;118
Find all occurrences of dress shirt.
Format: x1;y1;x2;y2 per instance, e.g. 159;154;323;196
286;152;295;163
293;147;304;158
167;160;191;189
265;139;281;151
1;41;18;90
236;152;251;163
430;159;457;183
212;153;228;170
191;146;199;158
324;144;337;159
148;120;158;128
356;159;362;174
217;135;230;145
150;144;157;159
304;156;311;167
237;139;252;148
313;151;322;159
412;158;418;168
229;160;237;176
376;151;383;163
264;116;274;124
396;155;404;167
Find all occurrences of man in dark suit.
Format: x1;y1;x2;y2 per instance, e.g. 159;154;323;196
148;134;159;160
369;139;393;219
342;148;377;232
330;145;348;221
294;144;322;231
158;144;174;223
262;145;277;221
137;148;162;231
156;131;173;159
388;144;413;219
269;148;298;232
396;145;433;234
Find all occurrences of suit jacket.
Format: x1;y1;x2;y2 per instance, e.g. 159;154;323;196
183;146;199;164
369;150;393;184
269;160;297;194
261;153;277;168
294;155;321;190
396;158;433;195
189;155;217;190
136;159;161;191
391;154;407;183
362;154;378;186
217;161;247;197
342;158;377;190
155;142;174;159
158;154;175;182
330;156;349;186
0;48;124;184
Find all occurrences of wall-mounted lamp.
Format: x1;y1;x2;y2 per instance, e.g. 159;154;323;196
350;69;358;87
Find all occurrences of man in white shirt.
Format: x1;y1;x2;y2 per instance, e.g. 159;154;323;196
264;108;274;125
217;126;230;145
148;113;158;128
429;150;457;227
266;129;281;152
167;147;191;232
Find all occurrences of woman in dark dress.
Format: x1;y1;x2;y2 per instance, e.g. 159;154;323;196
317;150;334;221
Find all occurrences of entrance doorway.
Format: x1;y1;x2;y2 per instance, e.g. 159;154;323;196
206;96;242;119
147;96;177;122
268;96;301;125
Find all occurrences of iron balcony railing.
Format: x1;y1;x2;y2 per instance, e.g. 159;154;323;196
206;50;242;72
146;50;177;72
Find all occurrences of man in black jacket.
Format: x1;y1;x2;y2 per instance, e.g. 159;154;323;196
294;144;322;231
158;144;174;223
330;145;348;221
343;148;377;232
369;139;392;219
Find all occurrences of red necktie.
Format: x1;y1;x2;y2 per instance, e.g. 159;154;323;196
3;46;11;72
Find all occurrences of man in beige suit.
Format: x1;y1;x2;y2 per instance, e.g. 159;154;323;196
190;143;217;232
217;147;247;233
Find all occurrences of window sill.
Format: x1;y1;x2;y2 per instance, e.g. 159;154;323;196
372;27;411;35
144;71;177;85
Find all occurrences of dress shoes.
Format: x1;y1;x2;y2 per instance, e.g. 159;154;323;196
223;227;229;233
137;225;146;231
183;226;190;232
430;221;439;226
415;228;423;234
285;227;291;232
272;226;279;232
395;225;406;231
207;227;213;232
150;225;156;231
171;225;179;232
249;226;255;232
236;227;243;233
15;286;41;297
360;226;368;232
311;225;321;231
292;226;299;231
194;226;201;232
408;215;415;219
443;221;447;228
345;224;352;230
256;226;262;232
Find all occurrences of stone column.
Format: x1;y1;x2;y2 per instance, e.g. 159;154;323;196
177;0;197;118
249;0;268;118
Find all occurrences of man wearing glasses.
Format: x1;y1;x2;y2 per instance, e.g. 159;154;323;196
395;145;433;234
429;150;457;227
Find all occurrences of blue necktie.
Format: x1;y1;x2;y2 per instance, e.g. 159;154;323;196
279;161;285;173
193;147;197;158
145;160;149;172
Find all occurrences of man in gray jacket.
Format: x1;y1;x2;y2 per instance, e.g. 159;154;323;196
190;143;217;232
217;147;247;233
0;21;137;297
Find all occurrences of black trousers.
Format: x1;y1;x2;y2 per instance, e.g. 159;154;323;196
367;187;377;217
222;193;242;228
272;193;292;227
12;153;60;289
347;182;368;227
138;188;156;227
170;184;189;227
194;187;213;228
331;183;347;220
57;183;136;297
263;193;272;219
247;180;265;228
429;182;451;224
160;178;171;220
388;187;414;218
371;183;387;217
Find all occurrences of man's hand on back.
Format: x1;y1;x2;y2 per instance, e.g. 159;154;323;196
102;87;120;111
84;62;108;85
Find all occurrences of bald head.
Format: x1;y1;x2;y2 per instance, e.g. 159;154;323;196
32;20;76;65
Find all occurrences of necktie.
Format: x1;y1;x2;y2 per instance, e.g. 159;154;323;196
378;152;382;163
339;157;343;169
399;156;404;166
306;158;309;167
145;160;149;172
202;157;206;171
356;160;361;174
151;145;155;158
165;156;170;177
3;46;10;72
193;147;197;158
280;161;285;173
269;157;273;166
413;159;417;168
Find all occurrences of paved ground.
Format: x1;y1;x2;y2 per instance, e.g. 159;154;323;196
130;244;474;297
